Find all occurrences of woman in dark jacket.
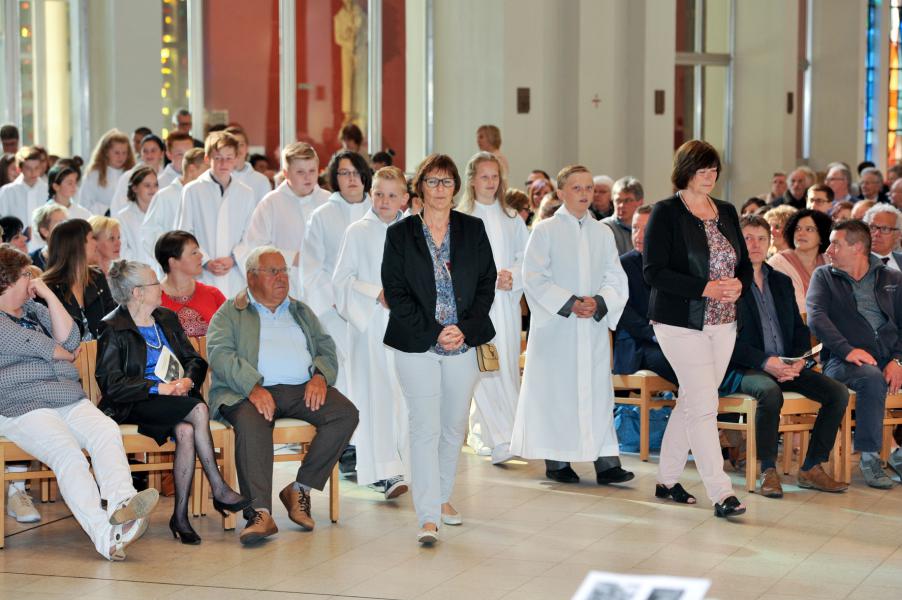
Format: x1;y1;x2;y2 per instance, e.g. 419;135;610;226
96;259;249;544
40;218;116;340
643;140;752;519
381;153;496;544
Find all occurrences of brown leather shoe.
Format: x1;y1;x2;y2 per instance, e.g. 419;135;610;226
279;482;315;531
239;510;278;545
798;464;848;493
759;467;783;498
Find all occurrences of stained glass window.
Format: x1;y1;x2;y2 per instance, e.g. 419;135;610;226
890;1;902;166
865;0;878;163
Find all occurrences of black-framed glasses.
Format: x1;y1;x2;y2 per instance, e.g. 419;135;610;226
251;267;290;277
424;177;455;189
337;169;361;179
869;224;900;234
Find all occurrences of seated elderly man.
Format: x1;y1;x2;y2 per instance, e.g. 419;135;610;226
725;215;848;497
863;203;902;271
0;245;158;561
207;246;359;545
601;176;644;256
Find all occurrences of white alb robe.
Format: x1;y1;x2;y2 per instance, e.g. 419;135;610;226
465;201;530;451
510;205;628;462
51;200;93;222
0;175;49;251
79;166;123;216
245;182;329;296
117;203;152;264
300;192;372;396
157;163;180;190
332;209;408;485
110;164;164;217
141;179;184;276
234;162;273;204
178;170;256;296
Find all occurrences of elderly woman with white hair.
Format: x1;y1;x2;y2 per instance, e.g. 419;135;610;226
863;203;902;270
0;245;159;560
590;175;614;220
95;259;250;545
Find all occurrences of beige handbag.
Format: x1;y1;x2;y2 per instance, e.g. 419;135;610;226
476;343;500;372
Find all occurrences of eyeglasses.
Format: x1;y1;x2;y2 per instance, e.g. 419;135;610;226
796;226;819;234
810;198;832;205
424;177;455;189
252;267;290;277
135;281;161;288
19;270;33;280
337;169;361;179
869;224;900;234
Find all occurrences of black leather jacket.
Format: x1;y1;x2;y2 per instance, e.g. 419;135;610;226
96;305;207;423
643;195;752;331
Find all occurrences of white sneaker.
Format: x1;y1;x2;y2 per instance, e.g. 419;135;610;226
417;527;438;545
7;489;41;523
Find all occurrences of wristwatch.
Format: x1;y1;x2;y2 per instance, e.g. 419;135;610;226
894;358;902;368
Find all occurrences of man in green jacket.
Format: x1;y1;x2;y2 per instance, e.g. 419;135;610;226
208;246;358;545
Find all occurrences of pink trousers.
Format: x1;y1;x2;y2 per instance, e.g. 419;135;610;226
653;322;737;505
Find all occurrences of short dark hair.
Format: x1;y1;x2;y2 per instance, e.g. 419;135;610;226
857;161;876;176
249;153;269;168
412;154;461;199
784;208;832;253
47;163;82;198
671;140;721;190
328;150;372;195
134;126;152;137
530;169;551;182
126;166;157;203
740;214;771;234
0;124;19;142
833;219;872;253
741;197;766;213
140;134;165;154
0;216;24;243
0;245;31;296
808;183;834;202
339;123;363;146
372;150;394;166
155;230;199;274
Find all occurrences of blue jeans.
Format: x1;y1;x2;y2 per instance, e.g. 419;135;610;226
823;357;888;453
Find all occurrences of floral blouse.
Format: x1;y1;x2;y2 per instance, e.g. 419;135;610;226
421;220;468;356
703;219;737;326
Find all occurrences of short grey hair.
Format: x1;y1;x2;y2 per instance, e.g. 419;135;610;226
612;176;644;201
107;259;154;305
592;175;613;188
826;163;852;185
861;166;884;181
245;245;283;273
863;203;902;230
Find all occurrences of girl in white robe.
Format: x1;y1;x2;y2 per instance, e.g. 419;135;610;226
80;129;134;216
110;135;165;217
117;167;159;264
332;167;410;497
511;168;629;479
456;152;529;464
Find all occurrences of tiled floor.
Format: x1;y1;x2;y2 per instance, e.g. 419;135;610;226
2;449;902;600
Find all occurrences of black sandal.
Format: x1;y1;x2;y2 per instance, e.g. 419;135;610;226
655;483;697;504
714;495;746;518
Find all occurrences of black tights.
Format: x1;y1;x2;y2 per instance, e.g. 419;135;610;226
171;402;243;528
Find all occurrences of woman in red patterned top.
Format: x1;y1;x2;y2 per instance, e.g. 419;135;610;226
155;231;225;337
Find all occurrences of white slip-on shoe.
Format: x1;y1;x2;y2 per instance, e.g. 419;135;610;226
7;489;41;523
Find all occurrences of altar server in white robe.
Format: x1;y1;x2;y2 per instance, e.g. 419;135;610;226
224;126;273;203
511;165;634;486
246;142;329;296
141;147;206;275
0;147;49;250
177;131;256;296
116;166;158;263
80;130;134;216
47;163;93;223
456;152;529;465
110;135;166;217
301;150;373;400
332;166;410;499
156;131;195;192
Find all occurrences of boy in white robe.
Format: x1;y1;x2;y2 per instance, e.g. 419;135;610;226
301;150;373;475
177;131;256;297
0;147;49;251
511;165;634;485
141;148;206;275
332;166;409;499
224;126;273;203
246;142;330;296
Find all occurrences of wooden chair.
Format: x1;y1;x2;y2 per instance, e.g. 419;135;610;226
612;372;677;461
717;391;851;492
839;392;902;485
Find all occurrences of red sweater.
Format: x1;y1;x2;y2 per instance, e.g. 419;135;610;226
161;281;226;337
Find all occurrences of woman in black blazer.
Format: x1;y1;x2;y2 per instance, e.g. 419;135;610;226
643;140;752;519
381;154;496;544
96;260;249;545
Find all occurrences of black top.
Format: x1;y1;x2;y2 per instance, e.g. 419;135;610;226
43;267;117;339
643;194;752;331
381;211;496;353
96;305;207;424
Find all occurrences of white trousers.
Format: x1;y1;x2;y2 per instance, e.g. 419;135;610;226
0;400;136;557
653;322;737;505
394;349;479;527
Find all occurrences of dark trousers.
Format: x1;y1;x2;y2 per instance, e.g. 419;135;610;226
823;358;888;453
738;368;849;465
546;457;620;473
638;342;678;385
220;383;359;512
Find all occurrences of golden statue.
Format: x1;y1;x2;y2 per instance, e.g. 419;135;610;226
333;0;367;127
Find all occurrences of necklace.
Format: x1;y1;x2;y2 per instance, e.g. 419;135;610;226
141;322;163;350
678;191;718;222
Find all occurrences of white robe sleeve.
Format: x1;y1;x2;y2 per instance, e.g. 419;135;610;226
523;223;577;325
110;172;130;217
593;228;629;330
177;192;212;265
332;229;380;332
141;189;178;264
300;212;335;316
509;215;530;294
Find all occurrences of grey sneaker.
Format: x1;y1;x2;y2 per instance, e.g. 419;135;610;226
860;455;896;489
383;476;408;500
888;449;902;482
